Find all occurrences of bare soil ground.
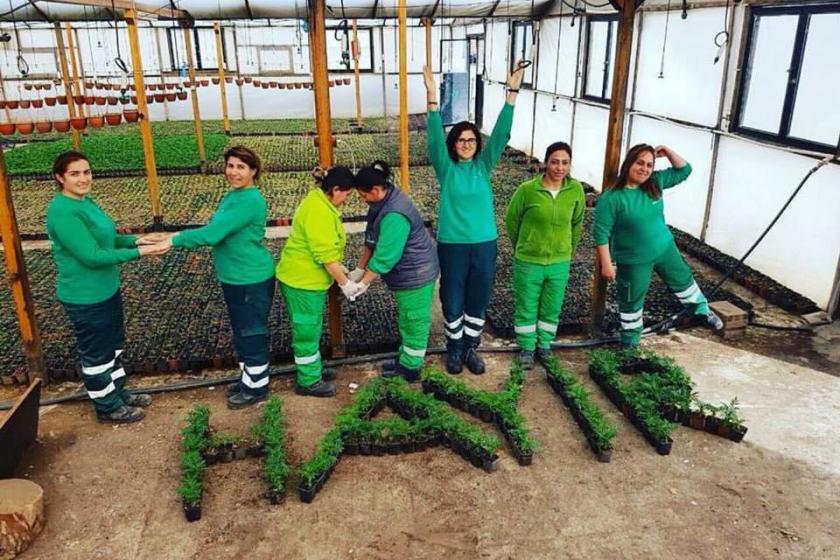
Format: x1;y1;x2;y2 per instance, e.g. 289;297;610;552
9;343;840;560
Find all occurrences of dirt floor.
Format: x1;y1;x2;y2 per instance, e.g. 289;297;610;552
6;329;840;560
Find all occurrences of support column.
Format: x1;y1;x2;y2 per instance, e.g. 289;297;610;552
182;24;206;167
351;19;362;128
307;0;344;357
398;0;409;192
65;23;85;119
591;0;638;334
423;17;432;68
54;23;80;150
153;26;171;121
125;8;162;227
232;26;246;120
213;22;230;134
379;25;387;120
0;151;45;384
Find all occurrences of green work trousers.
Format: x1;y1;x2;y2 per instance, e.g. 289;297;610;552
616;242;710;345
513;259;570;351
280;282;326;388
394;281;436;370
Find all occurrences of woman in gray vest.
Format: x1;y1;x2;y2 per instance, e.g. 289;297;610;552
346;160;440;382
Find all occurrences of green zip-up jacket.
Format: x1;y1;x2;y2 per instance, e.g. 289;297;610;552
46;193;139;304
592;164;692;264
427;103;514;244
276;188;346;291
172;186;274;285
505;174;586;265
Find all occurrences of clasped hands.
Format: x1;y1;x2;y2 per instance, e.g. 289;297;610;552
339;267;369;301
135;232;174;257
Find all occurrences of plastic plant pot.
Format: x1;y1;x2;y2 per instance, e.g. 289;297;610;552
243;75;253;83
35;121;53;133
16;122;34;135
253;80;261;86
105;113;122;126
58;96;68;105
269;81;278;88
23;83;33;91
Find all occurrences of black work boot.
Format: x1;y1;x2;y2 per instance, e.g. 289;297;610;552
96;405;145;424
226;381;242;397
464;346;485;375
227;391;268;410
321;367;337;381
123;392;153;407
519;349;535;370
295;380;336;398
395;362;420;383
445;341;464;374
536;347;552;367
379;359;398;377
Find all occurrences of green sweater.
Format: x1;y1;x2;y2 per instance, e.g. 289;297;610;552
46;193;139;304
368;213;410;275
276;188;346;291
427;103;514;244
592;164;692;264
172;186;274;285
505;174;585;265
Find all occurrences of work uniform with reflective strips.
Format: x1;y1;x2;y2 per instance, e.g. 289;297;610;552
505;174;585;351
592;163;711;345
427;103;514;354
46;193;140;413
364;185;440;372
173;186;275;396
275;188;346;388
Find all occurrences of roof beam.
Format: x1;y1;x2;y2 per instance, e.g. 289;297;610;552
27;0;52;22
487;0;503;17
243;0;254;20
371;0;379;19
38;0;189;20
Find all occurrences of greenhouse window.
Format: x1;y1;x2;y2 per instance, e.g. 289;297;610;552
510;21;535;89
583;15;619;103
733;4;840;152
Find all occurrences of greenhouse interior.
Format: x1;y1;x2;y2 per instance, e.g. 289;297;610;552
0;0;838;558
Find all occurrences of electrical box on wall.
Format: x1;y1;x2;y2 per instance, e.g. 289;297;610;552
440;72;469;125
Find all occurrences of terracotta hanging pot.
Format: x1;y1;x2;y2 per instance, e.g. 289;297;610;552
235;78;244;86
35;120;53;133
183;80;191;87
154;93;165;103
88;116;105;128
23;83;33;91
200;79;209;87
294;83;302;89
148;83;158;91
343;78;351;85
6;100;19;109
70;117;88;130
130;95;138;104
58;96;68;105
119;96;129;105
278;83;286;90
252;79;261;86
261;82;269;89
84;81;94;89
95;96;106;105
166;83;176;90
269;81;278;88
0;122;16;135
45;97;57;106
32;99;44;108
16;121;35;134
243;75;253;83
123;109;140;123
53;119;70;132
44;83;53;90
105;113;122;126
145;94;153;103
211;77;220;85
224;76;233;84
107;96;118;105
84;95;95;105
19;99;31;109
165;93;176;102
33;83;43;90
176;91;188;100
0;100;6;109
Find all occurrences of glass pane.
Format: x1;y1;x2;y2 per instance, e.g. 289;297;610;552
585;21;609;98
605;22;617;99
739;14;798;133
789;13;840;146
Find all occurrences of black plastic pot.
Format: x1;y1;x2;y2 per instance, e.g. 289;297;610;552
299;484;316;503
183;500;202;522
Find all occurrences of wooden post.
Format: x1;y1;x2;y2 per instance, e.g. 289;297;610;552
182;24;206;167
424;17;432;68
398;0;409;192
65;23;85;119
351;19;362;128
125;8;163;226
54;23;80;150
213;22;231;134
231;26;246;120
307;0;344;357
153;26;171;121
0;152;46;384
591;0;638;334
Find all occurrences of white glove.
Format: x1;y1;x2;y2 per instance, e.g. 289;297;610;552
350;281;370;301
339;280;360;300
347;267;365;283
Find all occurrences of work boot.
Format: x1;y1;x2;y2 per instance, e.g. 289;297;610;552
321;367;337;381
464;346;485;375
96;405;145;424
226;381;242;397
446;350;463;374
395;362;420;383
227;391;268;410
519;350;535;370
705;310;724;331
379;359;397;377
123;392;152;408
536;347;552;367
295;380;336;398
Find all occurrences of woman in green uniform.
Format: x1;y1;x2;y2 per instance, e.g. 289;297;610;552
505;142;585;369
422;61;524;375
159;146;276;409
347;161;440;383
47;151;166;423
592;143;723;346
275;166;357;397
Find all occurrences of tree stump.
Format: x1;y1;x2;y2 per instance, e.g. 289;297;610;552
0;479;44;560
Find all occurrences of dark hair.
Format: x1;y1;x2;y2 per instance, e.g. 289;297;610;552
445;121;482;162
223;145;262;180
544;141;572;163
610;143;659;200
52;150;90;191
315;165;355;193
354;160;392;192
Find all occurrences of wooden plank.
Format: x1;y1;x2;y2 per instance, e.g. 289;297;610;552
0;380;42;478
591;0;638;335
65;23;85;119
182;24;206;167
352;19;363;128
213;22;230;134
54;23;80;150
398;0;409;192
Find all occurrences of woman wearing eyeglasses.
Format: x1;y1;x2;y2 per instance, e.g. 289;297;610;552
422;61;525;375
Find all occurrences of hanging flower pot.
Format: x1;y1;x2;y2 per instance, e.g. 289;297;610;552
343;78;351;85
105;113;122;126
164;92;176;102
154;93;165;103
84;95;95;105
261;82;269;89
328;80;335;87
58;96;68;105
129;84;137;91
31;99;43;108
0;122;16;135
95;96;106;105
278;83;286;90
35;120;53;133
166;83;176;90
0;100;5;109
106;96;118;105
70;117;88;130
123;109;140;123
16;121;35;135
44;83;53;90
45;97;57;106
84;80;94;89
145;94;153;103
88;115;105;128
53;119;70;132
148;83;158;91
19;99;31;109
72;95;83;105
200;79;209;87
176;91;188;100
252;79;261;86
23;83;33;91
211;77;220;85
183;80;191;88
243;75;253;83
235;78;244;86
293;83;302;89
130;95;138;104
225;76;233;84
34;83;43;90
119;96;129;105
6;100;19;109
269;81;278;88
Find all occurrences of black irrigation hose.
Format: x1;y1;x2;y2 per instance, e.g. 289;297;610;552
748;320;813;334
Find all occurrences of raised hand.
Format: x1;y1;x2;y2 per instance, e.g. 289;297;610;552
507;60;526;91
653;145;670;158
422;65;436;101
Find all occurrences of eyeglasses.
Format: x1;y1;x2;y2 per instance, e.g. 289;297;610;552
456;138;477;146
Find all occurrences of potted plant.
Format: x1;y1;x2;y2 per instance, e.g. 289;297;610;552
261;82;269;89
176;91;188;100
153;93;165;103
269;81;278;88
23;82;33;91
45;96;57;106
6;100;19;109
106;96;118;106
165;92;176;102
88;115;105;128
31;98;44;108
243;75;253;83
19;99;31;109
225;76;233;84
235;78;244;86
84;95;95;105
166;83;177;90
211;77;220;85
200;79;209;87
95;96;106;105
